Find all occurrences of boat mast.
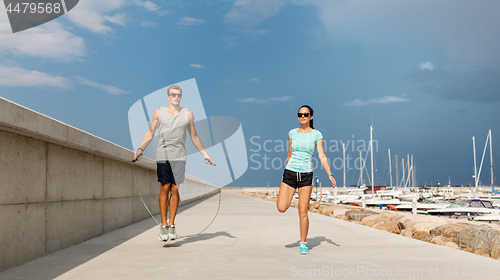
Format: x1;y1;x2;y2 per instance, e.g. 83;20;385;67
389;149;393;189
412;155;415;188
473;136;478;197
370;125;374;196
414;164;417;188
407;154;410;188
477;131;490;193
490;129;494;187
402;158;405;190
359;151;363;187
395;155;398;189
343;143;346;190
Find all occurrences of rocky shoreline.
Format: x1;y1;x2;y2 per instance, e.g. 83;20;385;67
240;191;500;260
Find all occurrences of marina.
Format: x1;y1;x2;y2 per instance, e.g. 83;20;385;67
240;187;500;262
304;127;500;222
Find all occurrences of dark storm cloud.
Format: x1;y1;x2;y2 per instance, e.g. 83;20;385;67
406;67;500;103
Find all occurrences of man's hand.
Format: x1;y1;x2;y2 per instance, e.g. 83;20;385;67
204;154;215;166
133;150;143;162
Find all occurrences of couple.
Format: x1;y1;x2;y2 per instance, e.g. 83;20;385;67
133;85;337;255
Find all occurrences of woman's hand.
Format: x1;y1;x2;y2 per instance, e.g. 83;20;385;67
329;175;337;188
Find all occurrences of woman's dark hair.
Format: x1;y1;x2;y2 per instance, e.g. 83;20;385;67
298;105;314;129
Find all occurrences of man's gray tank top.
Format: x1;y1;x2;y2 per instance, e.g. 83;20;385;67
156;107;189;162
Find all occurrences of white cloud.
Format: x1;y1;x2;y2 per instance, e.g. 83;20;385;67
420;62;435;71
238;95;293;103
64;0;167;33
248;29;269;35
134;0;168;15
104;13;127;26
223;0;285;44
269;96;293;101
343;95;410;106
189;64;205;68
239;97;268;103
75;76;129;95
0;12;85;60
177;17;205;26
66;0;128;34
250;78;259;82
0;66;129;94
0;65;69;87
222;36;239;48
140;21;156;28
225;0;286;27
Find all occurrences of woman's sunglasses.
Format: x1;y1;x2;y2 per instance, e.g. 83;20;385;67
297;113;310;117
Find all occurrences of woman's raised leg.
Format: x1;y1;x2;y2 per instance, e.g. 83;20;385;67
276;182;296;213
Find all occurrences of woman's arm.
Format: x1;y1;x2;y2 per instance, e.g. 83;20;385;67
317;139;337;187
285;136;292;165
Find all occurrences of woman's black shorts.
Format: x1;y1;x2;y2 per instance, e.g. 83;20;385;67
282;169;313;189
157;161;186;184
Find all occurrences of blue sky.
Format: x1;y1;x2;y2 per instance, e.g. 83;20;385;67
1;0;499;188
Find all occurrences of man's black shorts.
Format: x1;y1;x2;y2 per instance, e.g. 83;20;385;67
281;169;313;189
157;161;186;185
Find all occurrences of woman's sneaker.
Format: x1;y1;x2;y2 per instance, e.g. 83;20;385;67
299;242;308;254
168;224;177;240
159;225;169;241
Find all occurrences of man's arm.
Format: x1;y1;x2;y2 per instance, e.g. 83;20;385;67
187;110;214;165
133;109;160;161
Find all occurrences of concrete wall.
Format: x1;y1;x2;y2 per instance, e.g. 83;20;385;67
0;97;219;271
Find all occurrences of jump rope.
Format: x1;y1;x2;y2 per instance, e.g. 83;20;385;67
131;156;222;242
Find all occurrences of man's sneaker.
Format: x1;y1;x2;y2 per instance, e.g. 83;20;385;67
168;224;177;240
159;225;169;241
299;242;308;254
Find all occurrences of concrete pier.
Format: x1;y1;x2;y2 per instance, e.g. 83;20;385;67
1;190;499;280
0;96;218;270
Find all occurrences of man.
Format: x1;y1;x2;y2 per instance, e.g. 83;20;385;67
133;85;214;241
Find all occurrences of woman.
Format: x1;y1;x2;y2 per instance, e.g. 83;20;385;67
276;105;336;254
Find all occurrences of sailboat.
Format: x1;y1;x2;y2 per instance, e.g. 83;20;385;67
355;125;410;207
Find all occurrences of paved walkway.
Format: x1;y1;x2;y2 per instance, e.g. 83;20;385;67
1;191;499;279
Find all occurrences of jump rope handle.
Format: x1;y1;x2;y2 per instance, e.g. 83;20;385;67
132;153;143;163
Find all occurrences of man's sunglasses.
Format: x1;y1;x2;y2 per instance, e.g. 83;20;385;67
169;93;182;98
297;113;310;117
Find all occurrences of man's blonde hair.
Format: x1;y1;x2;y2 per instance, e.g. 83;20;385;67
167;85;182;95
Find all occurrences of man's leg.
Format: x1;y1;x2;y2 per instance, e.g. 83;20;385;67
159;182;171;225
168;184;179;225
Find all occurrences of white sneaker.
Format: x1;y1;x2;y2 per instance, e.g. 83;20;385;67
168;225;177;240
159;225;169;241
